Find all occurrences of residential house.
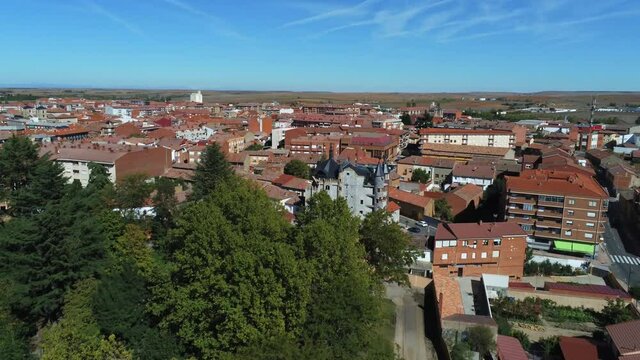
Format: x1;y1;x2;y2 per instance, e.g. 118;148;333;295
396;155;457;185
388;187;434;220
606;319;640;360
451;163;496;190
433;222;528;278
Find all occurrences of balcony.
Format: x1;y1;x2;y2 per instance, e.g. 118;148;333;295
536;209;563;218
534;229;562;239
508;216;535;226
537;200;564;208
509;196;536;205
535;219;563;229
507;206;535;216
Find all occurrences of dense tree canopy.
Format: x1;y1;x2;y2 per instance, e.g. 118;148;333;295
284;159;311;179
411;168;431;184
0;136;407;359
434;198;453;221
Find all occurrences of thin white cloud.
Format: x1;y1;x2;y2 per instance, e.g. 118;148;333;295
86;1;145;37
161;0;244;39
308;0;451;39
282;0;380;28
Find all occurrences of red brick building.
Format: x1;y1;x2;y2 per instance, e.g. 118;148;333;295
433;222;528;278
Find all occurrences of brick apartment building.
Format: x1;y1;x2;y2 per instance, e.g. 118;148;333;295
419;128;516;148
41;143;172;187
505;169;609;255
433;222;528;278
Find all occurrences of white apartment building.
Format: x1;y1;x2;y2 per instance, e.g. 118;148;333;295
419;128;515;148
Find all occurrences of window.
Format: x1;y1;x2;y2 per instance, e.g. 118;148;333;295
587;212;596;218
522;225;532;231
586;222;595;228
472;253;476;259
568;199;575;205
481;252;487;259
483;240;489;246
585;233;594;239
566;220;573;225
492;251;500;258
435;242;442;249
441;253;448;260
360;200;363;205
462;241;468;247
461;253;467;259
567;210;574;216
325;185;330;191
523;204;534;211
493;239;502;246
588;201;597;207
565;230;572;236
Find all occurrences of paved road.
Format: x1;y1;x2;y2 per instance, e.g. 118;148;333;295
385;283;436;360
603;220;640;287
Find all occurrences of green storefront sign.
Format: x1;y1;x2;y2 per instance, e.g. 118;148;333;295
553;240;595;255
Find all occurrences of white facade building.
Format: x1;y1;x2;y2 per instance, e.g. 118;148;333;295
190;91;203;103
420;129;515;148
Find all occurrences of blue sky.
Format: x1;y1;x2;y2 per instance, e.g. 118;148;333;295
0;0;639;92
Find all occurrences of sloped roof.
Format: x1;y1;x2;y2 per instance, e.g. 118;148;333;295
559;337;597;360
497;335;528;360
606;320;640;356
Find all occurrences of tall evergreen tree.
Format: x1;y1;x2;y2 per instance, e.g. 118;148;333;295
0;136;39;200
190;143;233;201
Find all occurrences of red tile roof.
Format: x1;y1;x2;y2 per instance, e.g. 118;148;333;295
497;335;528;360
435;222;527;240
545;282;632;299
559;337;597;360
389;187;432;208
397;155;456;168
386;201;401;213
433;275;464;320
506;169;608;198
606;320;640;357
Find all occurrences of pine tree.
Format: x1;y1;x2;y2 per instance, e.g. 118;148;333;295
190;143;233;201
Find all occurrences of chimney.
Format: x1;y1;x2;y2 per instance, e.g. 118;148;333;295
478;220;483;225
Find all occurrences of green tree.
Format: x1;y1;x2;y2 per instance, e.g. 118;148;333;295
151;179;311;359
296;193;395;359
112;174;153;219
0;136;39;202
538;336;560;360
359;210;418;284
151;177;178;242
411;168;431;184
284;159;311;179
40;278;133;360
400;113;412;125
451;342;471;360
434;198;453;221
0;137;66;217
190;143;233;201
0;186;107;322
597;298;634;326
511;329;531;351
467;326;496;357
245;143;264;151
414;111;433;129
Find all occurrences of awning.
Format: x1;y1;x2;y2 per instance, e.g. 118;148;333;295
554;240;595;255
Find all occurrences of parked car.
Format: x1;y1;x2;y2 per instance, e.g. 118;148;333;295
408;227;421;233
416;221;429;227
